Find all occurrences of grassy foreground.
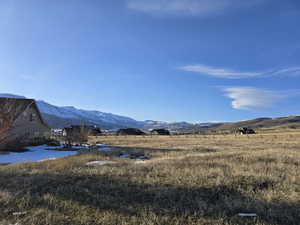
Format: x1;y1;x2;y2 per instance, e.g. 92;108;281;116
1;131;300;225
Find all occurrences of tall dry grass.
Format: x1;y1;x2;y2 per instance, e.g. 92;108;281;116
0;131;300;225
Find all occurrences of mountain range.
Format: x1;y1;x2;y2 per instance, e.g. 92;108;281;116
1;93;299;131
0;94;212;130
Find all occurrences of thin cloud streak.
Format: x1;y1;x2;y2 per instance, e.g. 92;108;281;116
179;64;300;79
272;67;300;76
126;0;268;16
223;87;300;110
179;64;263;78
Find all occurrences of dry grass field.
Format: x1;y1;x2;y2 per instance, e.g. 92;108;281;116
1;131;300;225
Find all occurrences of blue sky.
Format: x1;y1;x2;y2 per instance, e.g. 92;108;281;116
1;0;300;122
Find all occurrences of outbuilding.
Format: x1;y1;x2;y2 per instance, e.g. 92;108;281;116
237;127;256;135
150;129;170;135
0;98;50;150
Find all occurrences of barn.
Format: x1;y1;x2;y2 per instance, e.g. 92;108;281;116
0;98;51;150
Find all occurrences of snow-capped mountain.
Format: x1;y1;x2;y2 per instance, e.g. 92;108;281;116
37;100;143;129
0;93;219;130
143;120;192;130
0;94;142;129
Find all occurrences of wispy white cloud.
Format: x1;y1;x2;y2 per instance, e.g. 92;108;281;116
179;64;300;79
179;64;263;78
272;67;300;76
223;87;299;110
126;0;267;16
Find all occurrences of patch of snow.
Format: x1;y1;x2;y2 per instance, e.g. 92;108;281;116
134;161;147;164
99;147;112;151
38;157;57;162
119;153;130;158
238;213;257;217
96;143;106;147
0;145;77;164
12;211;27;216
136;155;150;160
70;145;89;149
86;161;116;166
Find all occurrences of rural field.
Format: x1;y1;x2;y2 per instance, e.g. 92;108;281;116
1;130;300;225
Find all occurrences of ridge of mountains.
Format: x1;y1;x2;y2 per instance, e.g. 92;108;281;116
0;94;213;130
1;93;300;131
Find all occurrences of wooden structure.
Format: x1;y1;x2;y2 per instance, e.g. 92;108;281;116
150;129;170;135
0;98;50;150
62;125;102;145
237;127;256;135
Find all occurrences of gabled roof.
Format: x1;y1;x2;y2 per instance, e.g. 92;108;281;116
0;98;49;128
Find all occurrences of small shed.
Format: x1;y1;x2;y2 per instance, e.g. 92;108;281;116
237;127;256;135
150;129;170;135
63;125;101;138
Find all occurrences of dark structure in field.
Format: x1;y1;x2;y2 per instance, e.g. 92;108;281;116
0;98;50;150
62;125;102;145
237;127;256;135
117;128;145;136
150;129;170;135
63;125;102;137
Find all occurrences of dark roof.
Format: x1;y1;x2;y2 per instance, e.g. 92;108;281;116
0;98;49;128
117;128;145;135
63;125;102;134
150;129;170;135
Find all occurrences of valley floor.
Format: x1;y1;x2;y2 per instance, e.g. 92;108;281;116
1;131;300;225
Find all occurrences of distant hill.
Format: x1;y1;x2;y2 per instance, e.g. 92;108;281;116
211;116;300;131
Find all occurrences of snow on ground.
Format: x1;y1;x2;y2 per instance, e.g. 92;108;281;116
86;161;116;166
134;161;147;164
0;142;149;165
0;145;77;164
100;146;112;151
119;153;130;158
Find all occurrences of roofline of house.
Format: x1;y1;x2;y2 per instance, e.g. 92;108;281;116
4;98;51;129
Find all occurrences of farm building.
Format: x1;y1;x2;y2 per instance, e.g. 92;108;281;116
62;125;101;145
116;128;145;136
0;98;51;150
63;125;102;138
150;129;170;135
51;128;63;137
237;127;256;135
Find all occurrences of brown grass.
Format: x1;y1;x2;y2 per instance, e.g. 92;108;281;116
0;131;300;225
